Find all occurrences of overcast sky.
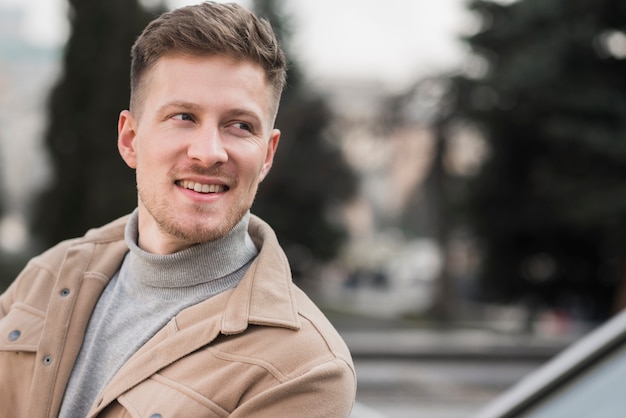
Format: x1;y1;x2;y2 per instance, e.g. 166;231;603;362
0;0;473;91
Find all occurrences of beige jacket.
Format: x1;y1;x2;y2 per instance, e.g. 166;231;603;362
0;215;356;417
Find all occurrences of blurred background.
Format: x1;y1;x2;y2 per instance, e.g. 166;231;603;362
2;0;626;416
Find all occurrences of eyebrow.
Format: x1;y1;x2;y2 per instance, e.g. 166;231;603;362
157;100;203;114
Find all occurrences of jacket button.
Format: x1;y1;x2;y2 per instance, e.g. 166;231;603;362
8;330;21;341
60;288;71;297
43;355;53;366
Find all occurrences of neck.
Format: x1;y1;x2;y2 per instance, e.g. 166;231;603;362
125;209;258;290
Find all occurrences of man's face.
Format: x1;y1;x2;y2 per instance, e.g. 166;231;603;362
118;54;280;254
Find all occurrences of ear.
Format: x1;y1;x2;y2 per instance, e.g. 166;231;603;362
118;110;138;169
258;129;280;183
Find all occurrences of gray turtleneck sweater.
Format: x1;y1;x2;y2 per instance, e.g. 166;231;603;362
58;210;258;418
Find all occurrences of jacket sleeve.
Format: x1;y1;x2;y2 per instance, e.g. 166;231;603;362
229;357;356;418
0;255;60;319
0;237;79;320
0;260;30;318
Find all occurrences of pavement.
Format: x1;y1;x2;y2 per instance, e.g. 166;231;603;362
337;324;578;418
351;402;388;418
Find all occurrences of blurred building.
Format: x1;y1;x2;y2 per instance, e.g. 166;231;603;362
308;79;442;317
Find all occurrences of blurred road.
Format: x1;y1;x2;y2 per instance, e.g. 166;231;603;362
325;311;583;418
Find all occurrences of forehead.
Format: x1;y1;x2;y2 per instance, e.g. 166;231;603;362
154;54;267;92
135;54;277;119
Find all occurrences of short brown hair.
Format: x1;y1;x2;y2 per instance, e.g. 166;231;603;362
130;1;287;117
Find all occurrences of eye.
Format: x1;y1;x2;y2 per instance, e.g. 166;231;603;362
172;113;194;122
232;122;252;132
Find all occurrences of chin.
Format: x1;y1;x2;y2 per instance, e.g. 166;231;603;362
166;218;233;244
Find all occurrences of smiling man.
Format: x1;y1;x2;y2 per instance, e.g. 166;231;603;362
0;3;356;417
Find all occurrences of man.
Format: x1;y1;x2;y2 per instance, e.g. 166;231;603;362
0;2;356;417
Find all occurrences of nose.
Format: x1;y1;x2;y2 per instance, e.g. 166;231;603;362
187;127;228;166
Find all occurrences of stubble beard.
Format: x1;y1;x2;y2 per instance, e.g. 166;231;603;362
137;177;255;246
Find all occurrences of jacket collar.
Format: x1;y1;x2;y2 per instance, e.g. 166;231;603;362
221;215;301;333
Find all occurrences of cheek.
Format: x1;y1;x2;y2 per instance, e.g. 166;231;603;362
242;163;265;186
133;152;165;187
135;139;176;169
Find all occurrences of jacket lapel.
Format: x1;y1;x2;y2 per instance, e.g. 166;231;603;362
87;289;231;417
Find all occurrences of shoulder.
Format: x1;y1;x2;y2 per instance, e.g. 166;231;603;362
293;285;354;365
30;214;130;275
216;285;353;378
0;215;131;313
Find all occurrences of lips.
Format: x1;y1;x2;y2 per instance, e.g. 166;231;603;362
176;180;228;194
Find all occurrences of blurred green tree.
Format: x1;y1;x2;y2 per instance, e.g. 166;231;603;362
31;0;162;250
451;0;626;320
252;0;358;279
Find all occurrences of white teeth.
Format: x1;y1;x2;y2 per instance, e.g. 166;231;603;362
179;180;225;194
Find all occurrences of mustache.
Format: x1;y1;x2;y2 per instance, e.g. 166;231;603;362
173;164;236;183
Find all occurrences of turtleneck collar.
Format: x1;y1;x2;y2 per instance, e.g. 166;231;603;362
124;209;258;289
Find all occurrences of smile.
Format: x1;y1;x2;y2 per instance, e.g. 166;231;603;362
176;180;228;194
